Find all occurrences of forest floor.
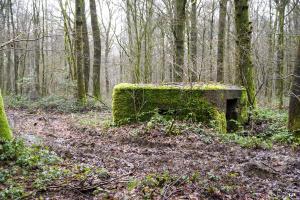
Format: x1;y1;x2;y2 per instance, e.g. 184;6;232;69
2;107;300;199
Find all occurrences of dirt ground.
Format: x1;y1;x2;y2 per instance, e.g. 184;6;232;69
7;109;300;200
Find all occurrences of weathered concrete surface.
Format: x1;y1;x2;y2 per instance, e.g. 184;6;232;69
112;83;248;133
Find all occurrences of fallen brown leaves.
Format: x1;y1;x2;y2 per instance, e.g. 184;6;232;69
7;109;300;200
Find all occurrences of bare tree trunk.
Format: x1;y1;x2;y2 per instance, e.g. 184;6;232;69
190;0;197;82
225;2;232;84
32;0;40;99
217;0;228;83
8;0;19;94
288;38;300;135
275;0;288;109
209;0;215;81
82;0;90;95
174;0;187;82
265;0;274;103
200;14;207;82
6;3;12;93
143;0;154;83
89;0;101;100
160;27;166;82
75;0;86;103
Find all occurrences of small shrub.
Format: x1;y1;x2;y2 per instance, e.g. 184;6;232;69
0;186;25;200
0;139;110;199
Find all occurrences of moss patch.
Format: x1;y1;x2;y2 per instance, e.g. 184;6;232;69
112;84;233;133
0;91;12;141
237;89;249;124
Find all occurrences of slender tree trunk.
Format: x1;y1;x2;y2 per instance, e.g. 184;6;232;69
200;14;207;81
161;28;166;82
190;0;197;82
209;0;215;81
75;0;86;103
217;0;228;82
89;0;101;100
59;0;76;81
276;0;288;109
288;38;300;135
9;0;18;94
234;0;256;108
32;0;40;99
82;0;90;94
225;2;232;83
6;3;12;93
0;51;3;90
174;0;187;82
265;0;274;103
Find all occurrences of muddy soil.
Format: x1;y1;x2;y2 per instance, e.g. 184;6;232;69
7;109;300;199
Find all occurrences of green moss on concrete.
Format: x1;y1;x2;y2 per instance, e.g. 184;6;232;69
0;91;13;141
215;111;227;134
112;83;228;133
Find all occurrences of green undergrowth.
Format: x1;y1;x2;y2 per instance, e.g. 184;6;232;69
219;108;300;149
127;171;198;199
126;170;245;199
142;108;299;149
0;139;109;199
4;95;107;113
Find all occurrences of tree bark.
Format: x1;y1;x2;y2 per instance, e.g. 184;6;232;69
75;0;87;103
89;0;101;100
288;38;300;135
234;0;256;108
82;0;90;94
32;0;40;99
275;0;288;109
217;0;228;83
174;0;187;82
209;0;216;81
190;0;198;82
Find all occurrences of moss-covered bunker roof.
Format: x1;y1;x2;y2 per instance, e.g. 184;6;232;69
114;83;245;91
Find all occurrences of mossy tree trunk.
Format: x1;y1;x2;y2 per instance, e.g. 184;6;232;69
90;0;101;100
82;1;90;95
174;0;187;82
0;90;12;141
234;0;256;108
288;38;300;135
217;0;228;83
75;0;87;104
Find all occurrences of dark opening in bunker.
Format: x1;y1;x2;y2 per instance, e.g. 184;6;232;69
226;99;239;132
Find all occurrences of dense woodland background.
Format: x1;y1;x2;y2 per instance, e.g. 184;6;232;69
0;0;299;106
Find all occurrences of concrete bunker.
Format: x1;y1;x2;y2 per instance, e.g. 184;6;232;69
112;83;248;133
